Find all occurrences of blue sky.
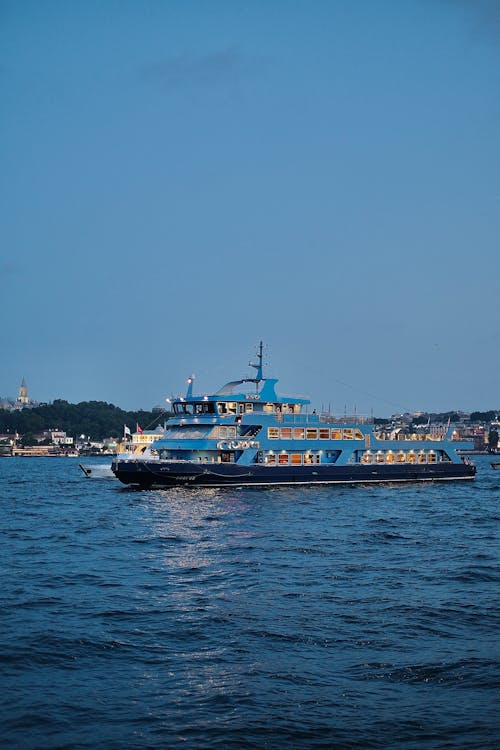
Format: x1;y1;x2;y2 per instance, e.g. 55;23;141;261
1;0;499;416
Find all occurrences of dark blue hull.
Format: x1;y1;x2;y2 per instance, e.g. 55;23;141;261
111;459;476;488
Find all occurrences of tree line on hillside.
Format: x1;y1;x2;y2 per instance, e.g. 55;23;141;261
0;400;171;441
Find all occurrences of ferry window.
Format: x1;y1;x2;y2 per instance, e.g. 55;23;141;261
428;452;436;463
306;428;317;440
245;403;253;412
361;452;372;464
217;402;228;414
354;429;364;440
227;402;237;414
376;452;385;463
293;428;305;440
408;452;416;464
266;454;276;465
268;428;279;439
330;428;342;440
194;402;215;414
264;403;274;413
280;427;292;439
418;452;426;463
319;428;330;439
291;454;302;465
396;452;406;463
278;453;289;465
343;429;354;440
304;453;313;464
386;452;395;464
163;426;211;439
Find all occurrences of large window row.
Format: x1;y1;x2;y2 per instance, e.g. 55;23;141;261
360;450;442;464
268;427;364;440
264;452;321;465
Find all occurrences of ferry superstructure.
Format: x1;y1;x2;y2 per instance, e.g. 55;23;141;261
111;344;476;488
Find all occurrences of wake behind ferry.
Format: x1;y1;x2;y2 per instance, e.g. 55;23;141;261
111;344;476;488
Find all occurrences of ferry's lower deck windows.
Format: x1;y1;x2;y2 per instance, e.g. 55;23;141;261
304;453;314;464
291;453;302;465
359;450;442;464
278;454;289;465
265;454;276;465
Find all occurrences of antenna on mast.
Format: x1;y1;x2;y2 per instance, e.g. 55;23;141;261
249;341;264;386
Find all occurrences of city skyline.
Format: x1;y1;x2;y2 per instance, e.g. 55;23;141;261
1;1;499;416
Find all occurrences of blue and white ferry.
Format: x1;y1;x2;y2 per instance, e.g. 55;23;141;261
111;344;476;488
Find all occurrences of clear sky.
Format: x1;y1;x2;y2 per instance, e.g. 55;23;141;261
1;0;499;416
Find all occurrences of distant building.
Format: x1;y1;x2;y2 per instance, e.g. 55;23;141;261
131;427;164;446
17;378;29;405
43;430;74;446
0;378;39;411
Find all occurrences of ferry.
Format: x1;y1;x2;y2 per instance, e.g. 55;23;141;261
111;344;476;488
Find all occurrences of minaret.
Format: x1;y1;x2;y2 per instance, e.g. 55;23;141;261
17;377;29;405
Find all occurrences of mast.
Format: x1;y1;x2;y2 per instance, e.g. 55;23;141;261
249;341;264;390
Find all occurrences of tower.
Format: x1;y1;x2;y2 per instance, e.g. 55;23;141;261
17;377;29;405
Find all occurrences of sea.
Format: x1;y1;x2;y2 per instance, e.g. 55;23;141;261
1;456;498;749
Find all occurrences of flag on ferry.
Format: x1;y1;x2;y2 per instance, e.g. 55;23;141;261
136;423;143;434
124;425;131;437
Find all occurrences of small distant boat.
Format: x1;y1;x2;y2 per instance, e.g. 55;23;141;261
79;463;115;479
80;432;161;478
491;462;500;470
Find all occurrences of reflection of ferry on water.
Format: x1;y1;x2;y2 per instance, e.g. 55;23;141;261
112;343;476;488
